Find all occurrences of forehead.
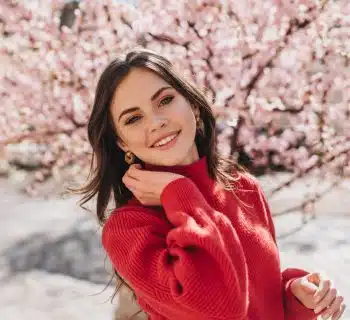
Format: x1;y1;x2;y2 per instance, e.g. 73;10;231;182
111;68;169;111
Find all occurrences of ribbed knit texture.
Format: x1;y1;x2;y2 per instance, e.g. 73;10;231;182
102;156;319;320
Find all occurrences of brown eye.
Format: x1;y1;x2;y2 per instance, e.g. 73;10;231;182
159;96;174;106
125;115;141;125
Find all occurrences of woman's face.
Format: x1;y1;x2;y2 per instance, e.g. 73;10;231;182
110;67;200;166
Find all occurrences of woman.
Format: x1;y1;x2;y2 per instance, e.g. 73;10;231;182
77;49;345;319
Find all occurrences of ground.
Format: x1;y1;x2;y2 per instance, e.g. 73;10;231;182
0;173;349;319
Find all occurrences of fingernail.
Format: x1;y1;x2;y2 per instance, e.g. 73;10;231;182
314;306;322;313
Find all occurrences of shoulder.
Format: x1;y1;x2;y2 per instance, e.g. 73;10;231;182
233;169;261;193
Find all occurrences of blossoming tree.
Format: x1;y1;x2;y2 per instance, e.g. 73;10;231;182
0;0;349;218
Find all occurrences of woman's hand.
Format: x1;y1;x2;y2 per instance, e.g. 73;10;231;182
122;163;184;206
291;272;346;319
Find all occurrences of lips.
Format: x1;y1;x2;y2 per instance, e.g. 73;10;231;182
150;130;181;148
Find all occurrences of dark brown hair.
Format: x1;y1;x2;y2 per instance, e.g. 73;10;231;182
68;48;248;316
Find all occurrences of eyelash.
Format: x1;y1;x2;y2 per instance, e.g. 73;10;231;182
124;96;174;125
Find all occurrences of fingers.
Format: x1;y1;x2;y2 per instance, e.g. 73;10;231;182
125;183;158;205
124;164;155;192
123;171;139;189
308;272;346;319
331;303;346;320
123;164;142;186
320;295;344;319
307;272;322;286
123;164;162;205
313;278;332;305
314;283;335;313
123;169;154;199
126;163;144;180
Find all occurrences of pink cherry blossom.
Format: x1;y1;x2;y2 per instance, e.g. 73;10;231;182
0;0;349;196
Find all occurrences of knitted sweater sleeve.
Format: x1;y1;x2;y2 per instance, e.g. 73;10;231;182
102;177;249;320
254;180;318;320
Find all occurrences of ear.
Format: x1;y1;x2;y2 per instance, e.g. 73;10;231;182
116;137;128;153
192;104;200;116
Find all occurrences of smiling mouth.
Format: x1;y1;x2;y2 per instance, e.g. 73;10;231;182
151;130;181;149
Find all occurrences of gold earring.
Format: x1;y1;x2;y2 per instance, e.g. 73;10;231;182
196;115;204;132
125;151;135;165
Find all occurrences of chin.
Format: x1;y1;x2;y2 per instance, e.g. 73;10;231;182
141;151;186;166
155;156;185;166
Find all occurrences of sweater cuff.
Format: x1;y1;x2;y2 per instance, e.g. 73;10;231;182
161;177;210;213
285;277;313;316
283;269;319;320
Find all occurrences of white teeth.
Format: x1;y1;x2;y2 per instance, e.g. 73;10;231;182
153;133;178;147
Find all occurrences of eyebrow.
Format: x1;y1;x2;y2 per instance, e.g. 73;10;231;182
118;86;172;122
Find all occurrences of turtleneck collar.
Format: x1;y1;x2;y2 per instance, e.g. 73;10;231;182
126;155;218;207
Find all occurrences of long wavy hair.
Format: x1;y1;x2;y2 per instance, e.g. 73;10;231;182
68;48;249;317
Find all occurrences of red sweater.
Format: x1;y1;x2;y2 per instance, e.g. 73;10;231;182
102;156;319;320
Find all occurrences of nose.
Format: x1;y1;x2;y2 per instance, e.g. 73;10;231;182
149;115;168;133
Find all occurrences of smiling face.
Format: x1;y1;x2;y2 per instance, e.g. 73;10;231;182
110;67;200;166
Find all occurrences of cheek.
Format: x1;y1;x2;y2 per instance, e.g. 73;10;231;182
118;128;147;149
180;110;197;134
129;132;148;148
172;99;196;127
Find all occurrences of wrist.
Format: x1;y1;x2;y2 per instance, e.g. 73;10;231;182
290;277;301;296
